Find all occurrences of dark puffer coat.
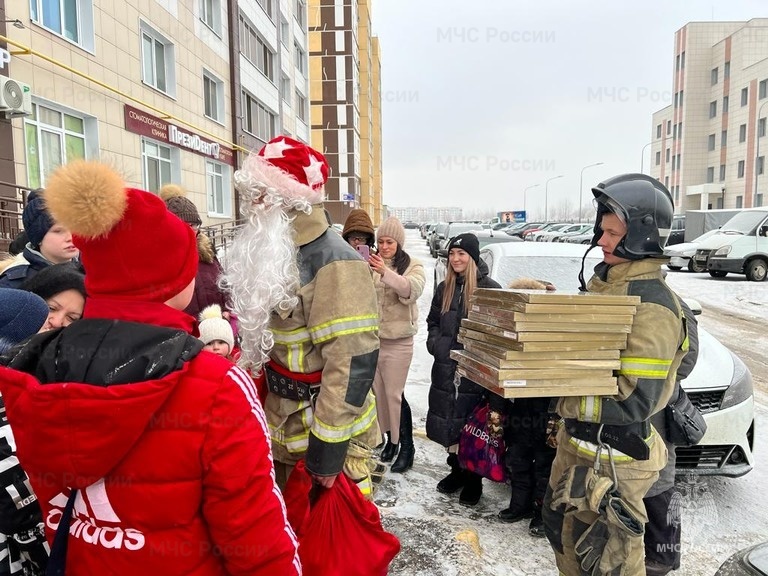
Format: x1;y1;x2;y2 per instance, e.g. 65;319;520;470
425;260;501;447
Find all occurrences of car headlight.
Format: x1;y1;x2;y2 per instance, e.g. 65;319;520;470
720;353;753;409
713;245;732;257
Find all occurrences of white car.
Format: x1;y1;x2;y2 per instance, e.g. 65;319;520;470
663;229;721;273
478;242;756;478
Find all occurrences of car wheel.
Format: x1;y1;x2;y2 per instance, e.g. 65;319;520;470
709;270;728;278
688;259;707;273
667;265;683;271
745;258;767;282
581;239;591;244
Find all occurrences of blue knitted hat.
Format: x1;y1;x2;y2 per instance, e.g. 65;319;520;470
0;288;48;352
22;189;54;248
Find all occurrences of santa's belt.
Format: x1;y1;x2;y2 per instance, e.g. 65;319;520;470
564;419;651;461
265;363;321;402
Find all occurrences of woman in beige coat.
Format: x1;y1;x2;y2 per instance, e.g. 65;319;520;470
369;217;426;473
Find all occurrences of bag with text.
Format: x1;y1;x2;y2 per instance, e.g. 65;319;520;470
458;402;507;483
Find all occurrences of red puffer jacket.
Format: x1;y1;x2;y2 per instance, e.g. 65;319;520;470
0;301;300;576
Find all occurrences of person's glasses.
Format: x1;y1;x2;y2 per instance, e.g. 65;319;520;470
349;235;368;243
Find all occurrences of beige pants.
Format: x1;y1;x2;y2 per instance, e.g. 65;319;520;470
372;336;414;444
542;429;667;576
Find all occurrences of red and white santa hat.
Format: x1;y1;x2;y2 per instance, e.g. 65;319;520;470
236;136;330;211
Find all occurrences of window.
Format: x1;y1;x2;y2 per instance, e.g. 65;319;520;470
142;140;173;192
673;124;677;139
665;148;670;163
656;124;662;139
280;17;290;48
664;176;669;188
294;41;306;75
24;103;88;189
736;195;743;208
281;75;291;103
255;0;273;18
738;160;745;178
706;167;715;183
723;95;729;113
206;160;231;217
711;67;718;85
760;79;768;100
760;118;767;138
680;51;685;68
674;92;678;109
724;61;730;78
759;156;765;176
709;101;717;118
242;91;276;141
719;164;726;181
203;71;224;123
739;124;747;143
757;194;764;207
30;0;95;50
141;22;175;95
240;15;275;81
678;122;682;140
295;90;307;122
200;0;221;34
295;0;306;27
672;156;676;170
676;154;681;170
666;120;671;135
655;151;661;166
716;196;724;209
675;54;680;71
678;90;683;108
722;130;728;147
708;134;716;151
741;87;748;106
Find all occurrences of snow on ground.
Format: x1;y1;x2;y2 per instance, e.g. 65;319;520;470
376;230;768;576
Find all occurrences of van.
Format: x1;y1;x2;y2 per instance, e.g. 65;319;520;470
667;214;686;246
692;208;768;281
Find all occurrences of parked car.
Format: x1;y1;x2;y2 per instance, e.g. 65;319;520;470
508;222;546;239
540;223;592;242
667;214;686;246
428;222;449;257
477;241;755;478
527;223;571;242
716;541;768;575
438;222;485;252
664;229;722;272
562;231;594;244
694;208;768;281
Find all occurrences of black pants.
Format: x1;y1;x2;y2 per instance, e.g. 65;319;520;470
643;487;681;569
504;397;556;506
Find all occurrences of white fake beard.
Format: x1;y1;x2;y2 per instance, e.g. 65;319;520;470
221;202;300;372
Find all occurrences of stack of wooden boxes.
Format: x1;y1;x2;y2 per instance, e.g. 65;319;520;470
451;288;641;398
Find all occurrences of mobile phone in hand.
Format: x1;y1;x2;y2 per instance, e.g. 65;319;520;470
356;244;370;261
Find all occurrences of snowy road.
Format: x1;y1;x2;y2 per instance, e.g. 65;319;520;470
377;230;768;576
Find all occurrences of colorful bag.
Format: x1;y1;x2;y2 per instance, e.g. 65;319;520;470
283;460;400;576
458;402;508;483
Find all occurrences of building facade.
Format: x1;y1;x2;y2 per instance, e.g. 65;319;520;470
307;0;383;226
651;19;768;212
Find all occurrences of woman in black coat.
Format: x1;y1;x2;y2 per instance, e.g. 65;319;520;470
426;233;501;506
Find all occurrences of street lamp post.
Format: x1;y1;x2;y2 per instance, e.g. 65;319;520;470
523;184;539;221
579;162;604;222
754;100;768;206
544;175;564;222
640;141;653;174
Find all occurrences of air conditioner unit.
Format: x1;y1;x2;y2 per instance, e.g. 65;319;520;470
0;77;32;118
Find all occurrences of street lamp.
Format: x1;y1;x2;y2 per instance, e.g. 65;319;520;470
639;141;653;174
523;184;539;221
754;100;768;206
2;19;25;29
544;175;564;222
579;162;604;222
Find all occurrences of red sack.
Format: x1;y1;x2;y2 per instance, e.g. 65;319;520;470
458;402;508;483
283;461;400;576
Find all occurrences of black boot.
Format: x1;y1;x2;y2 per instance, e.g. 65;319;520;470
459;471;483;506
379;432;398;463
528;501;546;537
498;495;533;523
436;454;465;494
391;396;414;473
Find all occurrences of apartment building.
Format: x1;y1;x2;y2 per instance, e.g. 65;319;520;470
0;0;312;245
307;0;383;225
651;19;768;212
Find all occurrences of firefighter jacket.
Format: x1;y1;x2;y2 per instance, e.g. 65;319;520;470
265;205;380;478
556;258;688;467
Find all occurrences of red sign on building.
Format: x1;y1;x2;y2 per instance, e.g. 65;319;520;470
123;104;235;166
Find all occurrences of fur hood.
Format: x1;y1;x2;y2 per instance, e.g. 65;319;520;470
198;233;215;264
0;253;27;275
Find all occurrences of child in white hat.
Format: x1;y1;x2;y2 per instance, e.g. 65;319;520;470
198;304;235;359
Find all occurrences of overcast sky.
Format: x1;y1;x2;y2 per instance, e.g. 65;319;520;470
371;1;767;219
